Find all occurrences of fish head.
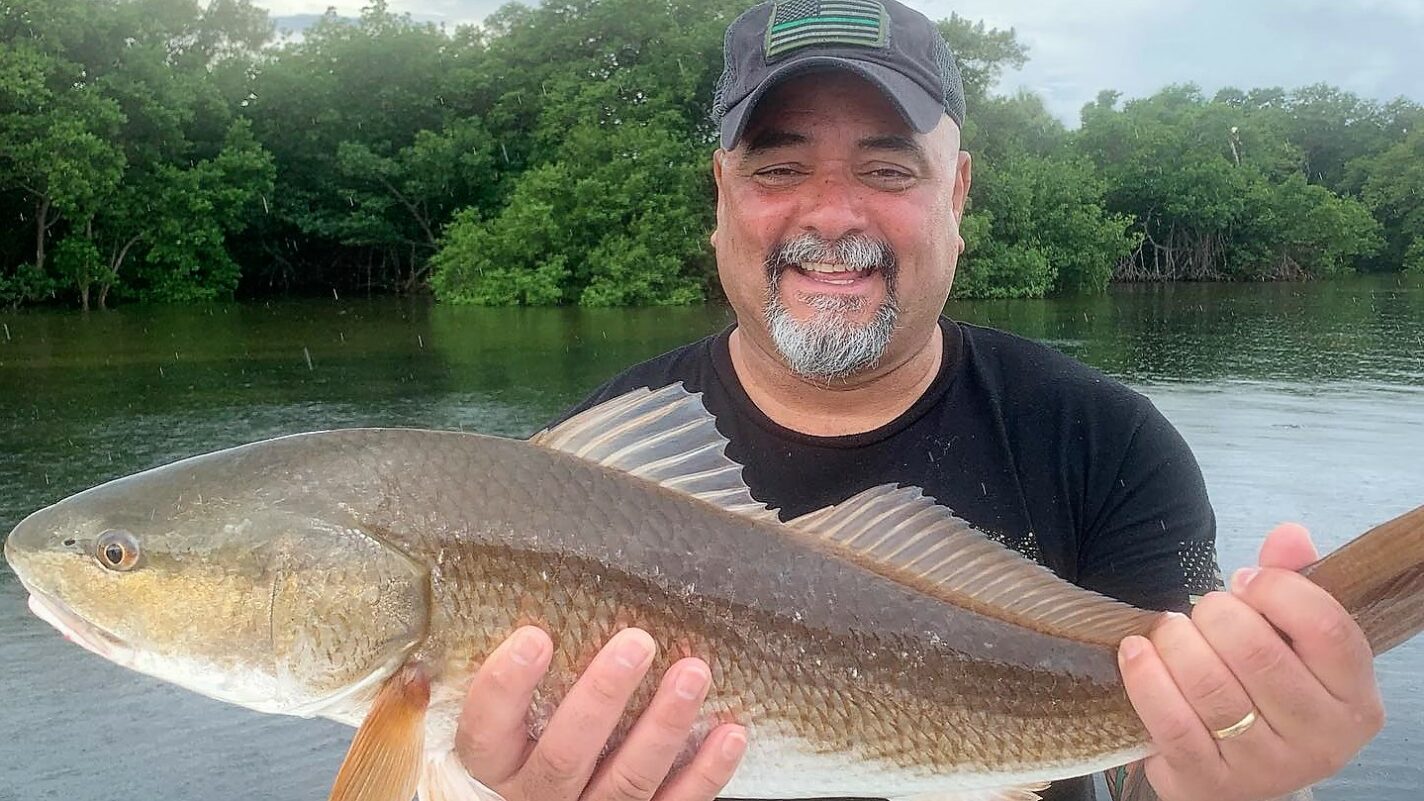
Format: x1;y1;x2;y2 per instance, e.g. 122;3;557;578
4;437;430;718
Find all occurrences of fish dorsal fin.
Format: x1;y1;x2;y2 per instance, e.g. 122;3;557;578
530;383;777;522
787;485;1163;645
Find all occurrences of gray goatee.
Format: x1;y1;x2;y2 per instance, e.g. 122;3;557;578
762;233;899;381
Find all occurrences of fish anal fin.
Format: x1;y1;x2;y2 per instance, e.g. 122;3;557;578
897;782;1048;801
530;384;777;522
787;485;1163;645
417;752;506;801
328;665;429;801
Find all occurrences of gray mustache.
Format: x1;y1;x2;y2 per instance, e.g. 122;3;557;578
765;233;898;279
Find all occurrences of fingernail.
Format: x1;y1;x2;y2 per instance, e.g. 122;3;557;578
1233;567;1260;592
1120;636;1145;661
721;729;748;761
615;632;653;670
674;663;710;700
510;629;545;667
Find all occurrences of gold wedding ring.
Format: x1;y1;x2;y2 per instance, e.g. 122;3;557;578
1212;709;1259;740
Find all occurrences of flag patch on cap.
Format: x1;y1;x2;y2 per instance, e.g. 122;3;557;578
765;0;888;58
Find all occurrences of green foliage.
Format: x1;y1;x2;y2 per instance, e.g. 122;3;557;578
1405;239;1424;275
433;116;710;306
1352;129;1424;272
957;155;1137;298
956;213;1054;299
0;0;1418;308
0;263;57;308
1074;85;1391;281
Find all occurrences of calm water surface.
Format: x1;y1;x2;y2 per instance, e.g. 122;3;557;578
1;278;1421;800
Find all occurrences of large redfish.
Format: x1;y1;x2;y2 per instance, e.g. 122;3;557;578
5;385;1422;801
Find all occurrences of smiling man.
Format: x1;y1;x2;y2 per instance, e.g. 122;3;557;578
450;2;1386;801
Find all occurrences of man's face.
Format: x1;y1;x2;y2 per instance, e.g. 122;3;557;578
711;71;971;382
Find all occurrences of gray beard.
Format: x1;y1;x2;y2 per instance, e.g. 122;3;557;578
763;287;894;381
762;271;899;382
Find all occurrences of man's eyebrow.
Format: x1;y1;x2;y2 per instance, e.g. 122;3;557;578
742;129;808;155
858;134;928;162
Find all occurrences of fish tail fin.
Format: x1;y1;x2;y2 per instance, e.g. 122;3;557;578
1300;504;1424;655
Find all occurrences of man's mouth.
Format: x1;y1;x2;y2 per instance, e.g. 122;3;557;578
790;261;877;286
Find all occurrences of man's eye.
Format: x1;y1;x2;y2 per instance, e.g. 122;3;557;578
754;167;805;185
863;168;914;187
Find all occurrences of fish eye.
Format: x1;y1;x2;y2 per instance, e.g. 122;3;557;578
95;530;140;571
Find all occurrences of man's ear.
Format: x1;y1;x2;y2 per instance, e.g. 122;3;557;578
952;150;972;222
710;149;729;248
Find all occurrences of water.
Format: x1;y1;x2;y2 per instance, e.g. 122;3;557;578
1;277;1421;800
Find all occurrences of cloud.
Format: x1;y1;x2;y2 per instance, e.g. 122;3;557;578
914;0;1424;124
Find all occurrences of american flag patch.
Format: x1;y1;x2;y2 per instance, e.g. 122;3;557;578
765;0;888;59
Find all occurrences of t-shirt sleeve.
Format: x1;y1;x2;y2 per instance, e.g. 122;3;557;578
1075;401;1221;613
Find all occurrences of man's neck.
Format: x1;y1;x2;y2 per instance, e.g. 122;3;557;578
727;323;945;437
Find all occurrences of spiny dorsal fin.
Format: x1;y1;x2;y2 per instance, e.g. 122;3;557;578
530;384;777;522
788;486;1163;645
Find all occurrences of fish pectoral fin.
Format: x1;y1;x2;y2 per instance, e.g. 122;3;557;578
417;751;507;801
327;665;430;801
897;783;1048;801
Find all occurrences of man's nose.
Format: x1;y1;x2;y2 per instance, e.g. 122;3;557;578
798;172;869;241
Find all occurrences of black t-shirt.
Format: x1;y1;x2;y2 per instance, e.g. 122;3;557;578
555;317;1220;801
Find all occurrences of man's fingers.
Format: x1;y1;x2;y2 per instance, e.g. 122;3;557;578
520;628;658;799
1150;612;1260;737
1118;634;1225;774
1193;590;1337;741
1256;522;1319;571
585;658;712;801
456;626;552;785
1229;567;1383;719
653;724;747;801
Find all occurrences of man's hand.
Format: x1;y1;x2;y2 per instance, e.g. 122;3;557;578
455;626;748;801
1118;523;1385;801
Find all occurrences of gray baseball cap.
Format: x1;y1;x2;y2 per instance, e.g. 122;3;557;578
712;0;967;150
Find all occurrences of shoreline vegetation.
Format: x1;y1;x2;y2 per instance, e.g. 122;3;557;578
1;0;1421;310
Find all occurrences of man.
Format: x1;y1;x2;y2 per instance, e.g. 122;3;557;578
450;1;1386;800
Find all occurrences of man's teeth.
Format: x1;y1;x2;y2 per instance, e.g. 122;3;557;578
798;262;872;274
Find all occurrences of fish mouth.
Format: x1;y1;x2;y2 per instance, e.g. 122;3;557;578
20;580;132;665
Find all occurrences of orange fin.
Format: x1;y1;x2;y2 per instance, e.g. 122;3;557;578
787;485;1163;645
328;665;430;801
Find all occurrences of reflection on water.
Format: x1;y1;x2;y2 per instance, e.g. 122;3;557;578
1;276;1421;800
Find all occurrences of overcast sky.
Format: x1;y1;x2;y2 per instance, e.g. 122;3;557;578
258;0;1424;125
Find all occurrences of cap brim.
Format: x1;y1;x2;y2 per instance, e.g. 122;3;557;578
719;56;946;150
